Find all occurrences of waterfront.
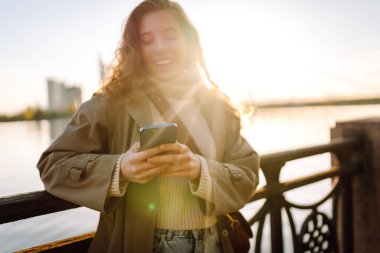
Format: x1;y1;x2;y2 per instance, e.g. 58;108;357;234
1;104;380;252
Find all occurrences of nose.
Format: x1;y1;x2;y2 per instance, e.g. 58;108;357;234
153;36;169;52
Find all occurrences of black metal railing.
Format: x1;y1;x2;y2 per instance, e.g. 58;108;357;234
0;137;363;253
248;136;363;253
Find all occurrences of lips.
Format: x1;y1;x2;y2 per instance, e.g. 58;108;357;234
154;59;173;65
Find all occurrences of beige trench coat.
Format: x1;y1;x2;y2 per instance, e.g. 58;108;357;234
37;88;259;253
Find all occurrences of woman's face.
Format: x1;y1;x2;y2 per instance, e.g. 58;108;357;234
139;10;188;81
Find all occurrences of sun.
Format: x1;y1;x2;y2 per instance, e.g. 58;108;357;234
193;3;324;103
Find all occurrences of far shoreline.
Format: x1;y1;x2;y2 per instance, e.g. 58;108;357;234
0;109;74;123
253;97;380;109
1;97;380;122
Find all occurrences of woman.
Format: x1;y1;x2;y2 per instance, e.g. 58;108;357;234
37;0;259;252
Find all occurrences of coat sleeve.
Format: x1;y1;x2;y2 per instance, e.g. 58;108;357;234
36;96;122;213
204;112;260;216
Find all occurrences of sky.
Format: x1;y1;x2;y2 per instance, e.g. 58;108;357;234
0;0;379;114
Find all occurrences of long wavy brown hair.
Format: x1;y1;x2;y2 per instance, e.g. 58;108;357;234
100;0;244;117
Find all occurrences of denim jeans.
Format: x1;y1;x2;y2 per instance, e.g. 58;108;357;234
153;224;222;253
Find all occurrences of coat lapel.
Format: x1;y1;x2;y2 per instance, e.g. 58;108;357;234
122;89;160;252
124;89;156;128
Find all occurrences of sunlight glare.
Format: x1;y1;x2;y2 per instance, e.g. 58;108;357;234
196;4;325;103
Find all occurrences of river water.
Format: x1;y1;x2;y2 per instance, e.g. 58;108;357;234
1;104;380;252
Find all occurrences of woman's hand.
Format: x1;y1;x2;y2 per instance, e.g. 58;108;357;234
147;143;201;182
119;142;170;184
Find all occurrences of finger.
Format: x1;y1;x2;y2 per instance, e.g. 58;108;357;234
129;142;140;152
163;165;184;173
138;163;171;179
147;153;184;164
130;163;158;173
159;143;187;154
130;146;164;161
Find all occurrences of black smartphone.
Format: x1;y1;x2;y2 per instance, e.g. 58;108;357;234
139;123;177;150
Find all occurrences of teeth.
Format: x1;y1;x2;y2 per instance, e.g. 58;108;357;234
155;59;172;65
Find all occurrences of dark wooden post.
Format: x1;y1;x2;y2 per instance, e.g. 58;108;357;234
331;118;380;253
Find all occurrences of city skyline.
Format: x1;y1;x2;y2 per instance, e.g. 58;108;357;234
1;0;380;114
47;78;82;111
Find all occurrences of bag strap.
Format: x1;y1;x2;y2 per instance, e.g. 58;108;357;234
143;84;245;223
143;85;202;155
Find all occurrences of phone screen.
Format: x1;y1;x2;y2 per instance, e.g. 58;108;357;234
139;123;177;150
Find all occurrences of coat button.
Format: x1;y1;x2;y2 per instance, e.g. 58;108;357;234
70;167;84;182
227;167;242;182
221;229;229;237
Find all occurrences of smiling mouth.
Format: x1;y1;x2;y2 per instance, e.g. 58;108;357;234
155;59;173;65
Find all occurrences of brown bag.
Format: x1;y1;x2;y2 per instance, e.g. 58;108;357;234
218;212;253;253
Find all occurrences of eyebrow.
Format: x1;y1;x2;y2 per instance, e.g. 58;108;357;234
140;27;179;37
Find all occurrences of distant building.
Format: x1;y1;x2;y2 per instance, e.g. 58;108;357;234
99;57;105;83
47;79;82;111
98;56;111;86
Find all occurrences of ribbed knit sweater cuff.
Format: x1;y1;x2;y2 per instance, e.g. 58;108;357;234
107;154;128;197
190;155;214;203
